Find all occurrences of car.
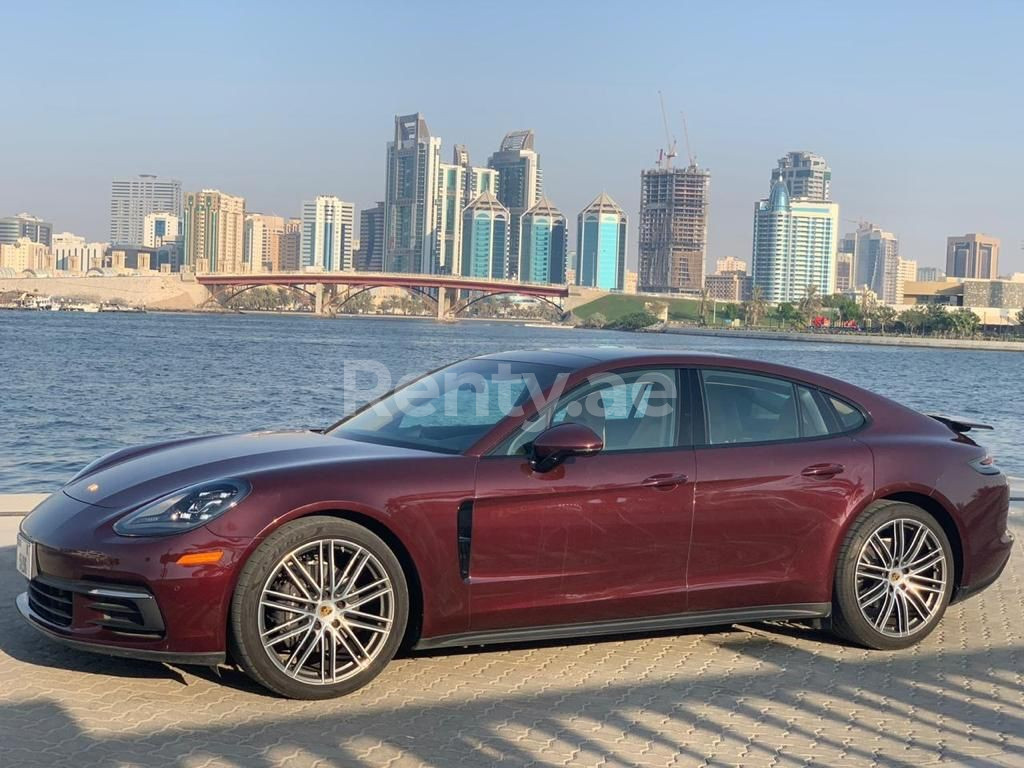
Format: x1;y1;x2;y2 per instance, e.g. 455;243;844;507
15;348;1014;699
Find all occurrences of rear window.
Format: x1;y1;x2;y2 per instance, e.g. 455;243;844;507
829;396;866;431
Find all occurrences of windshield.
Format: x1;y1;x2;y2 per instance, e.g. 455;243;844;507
329;359;571;453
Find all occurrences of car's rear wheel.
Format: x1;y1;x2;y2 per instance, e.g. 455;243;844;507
832;501;953;650
230;516;408;699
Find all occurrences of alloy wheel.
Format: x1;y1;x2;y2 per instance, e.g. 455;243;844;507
258;538;395;685
854;517;948;638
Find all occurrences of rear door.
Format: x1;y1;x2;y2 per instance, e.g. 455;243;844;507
688;368;874;612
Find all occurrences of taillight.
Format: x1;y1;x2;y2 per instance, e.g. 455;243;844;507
969;455;1002;475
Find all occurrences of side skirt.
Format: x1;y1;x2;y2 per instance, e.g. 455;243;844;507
413;602;832;651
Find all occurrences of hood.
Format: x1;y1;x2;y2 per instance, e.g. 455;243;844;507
62;430;422;510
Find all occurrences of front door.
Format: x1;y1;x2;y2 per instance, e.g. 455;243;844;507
468;368;696;632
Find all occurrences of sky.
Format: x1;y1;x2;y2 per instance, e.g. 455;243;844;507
3;0;1022;274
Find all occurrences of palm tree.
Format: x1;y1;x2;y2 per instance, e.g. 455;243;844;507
697;288;711;326
743;286;767;328
798;284;822;324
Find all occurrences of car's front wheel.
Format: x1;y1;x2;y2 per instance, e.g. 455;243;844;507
832;501;954;650
230;516;408;699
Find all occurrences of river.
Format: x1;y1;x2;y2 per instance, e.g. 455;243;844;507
1;310;1019;491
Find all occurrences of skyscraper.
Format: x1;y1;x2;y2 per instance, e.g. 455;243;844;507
244;214;287;273
520;197;568;284
384;113;442;274
751;181;839;302
281;218;302;271
0;213;53;247
835;234;856;293
358;202;385;271
183;189;245;273
109;174;182;246
301;196;355;272
771;151;832;200
488;130;541;278
946;233;1000;279
576;193;627;291
638;164;710;293
853;223;900;304
436;147;499;275
460;192;509;279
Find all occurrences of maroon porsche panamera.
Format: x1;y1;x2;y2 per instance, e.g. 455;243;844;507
16;348;1013;698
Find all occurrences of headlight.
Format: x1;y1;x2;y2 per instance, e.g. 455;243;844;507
113;479;250;537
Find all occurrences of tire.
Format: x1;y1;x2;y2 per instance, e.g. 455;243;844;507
230;516;408;699
831;501;954;650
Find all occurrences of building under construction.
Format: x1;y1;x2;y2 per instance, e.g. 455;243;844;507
638;163;710;293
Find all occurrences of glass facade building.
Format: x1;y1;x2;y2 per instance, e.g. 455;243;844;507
460;192;509;279
576;193;627;291
520;197;567;284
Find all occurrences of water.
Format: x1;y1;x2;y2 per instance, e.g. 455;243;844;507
1;310;1020;491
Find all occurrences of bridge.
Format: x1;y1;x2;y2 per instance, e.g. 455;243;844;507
195;272;570;318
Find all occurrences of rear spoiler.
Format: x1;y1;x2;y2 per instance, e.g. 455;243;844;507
927;414;994;433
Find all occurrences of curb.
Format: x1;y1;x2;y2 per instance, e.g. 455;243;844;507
0;494;49;517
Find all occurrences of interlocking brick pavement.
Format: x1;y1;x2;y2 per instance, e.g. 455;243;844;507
1;515;1021;768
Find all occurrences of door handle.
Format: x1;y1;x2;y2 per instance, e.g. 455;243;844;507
801;463;845;477
641;473;689;488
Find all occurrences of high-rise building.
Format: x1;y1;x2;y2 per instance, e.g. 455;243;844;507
51;232;107;273
853;223;900;305
946;233;999;279
771;151;832;200
301;196;355;272
917;266;945;282
897;258;918;304
519;197;568;284
488;130;541;278
576;193;627;292
244;214;287;273
705;273;753;302
143;212;180;248
638;164;710;293
384;113;442;274
0;213;53;247
751;181;839;303
281;218;301;271
436;147;499;275
715;256;748;275
109;174;182;246
358;202;385;271
835;234;856;293
183;189;245;273
460;192;509;279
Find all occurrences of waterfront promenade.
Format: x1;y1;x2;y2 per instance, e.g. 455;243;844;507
663;325;1024;352
1;487;1021;766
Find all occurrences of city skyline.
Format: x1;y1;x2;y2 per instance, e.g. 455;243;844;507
3;2;1021;274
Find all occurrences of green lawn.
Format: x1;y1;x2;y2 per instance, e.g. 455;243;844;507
571;294;703;323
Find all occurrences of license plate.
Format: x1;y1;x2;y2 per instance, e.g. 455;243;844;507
16;535;37;580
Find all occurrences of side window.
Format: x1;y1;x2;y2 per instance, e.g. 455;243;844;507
701;370;799;444
797;386;831;438
493;368;684;455
829;395;866;431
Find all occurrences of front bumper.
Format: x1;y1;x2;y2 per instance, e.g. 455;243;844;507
17;592;224;665
16;490;247;661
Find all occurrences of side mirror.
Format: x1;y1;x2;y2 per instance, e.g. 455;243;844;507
529;423;603;472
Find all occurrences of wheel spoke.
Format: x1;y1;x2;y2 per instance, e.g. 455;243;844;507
335;550;370;598
334;625;370;668
908;550;944;574
901;525;928;567
261;614;313;643
289;556;323;598
346;579;391;609
901;586;932;622
858;580;889;609
868;533;895;567
873;589;895;631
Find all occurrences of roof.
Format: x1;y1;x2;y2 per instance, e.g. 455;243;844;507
580;192;625;215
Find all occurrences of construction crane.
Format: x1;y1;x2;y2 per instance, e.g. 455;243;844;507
681;112;696;168
657;91;677;169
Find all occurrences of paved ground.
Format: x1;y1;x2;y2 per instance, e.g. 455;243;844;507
1;513;1021;768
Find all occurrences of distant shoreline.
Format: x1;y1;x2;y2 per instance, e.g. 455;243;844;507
661;325;1024;352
